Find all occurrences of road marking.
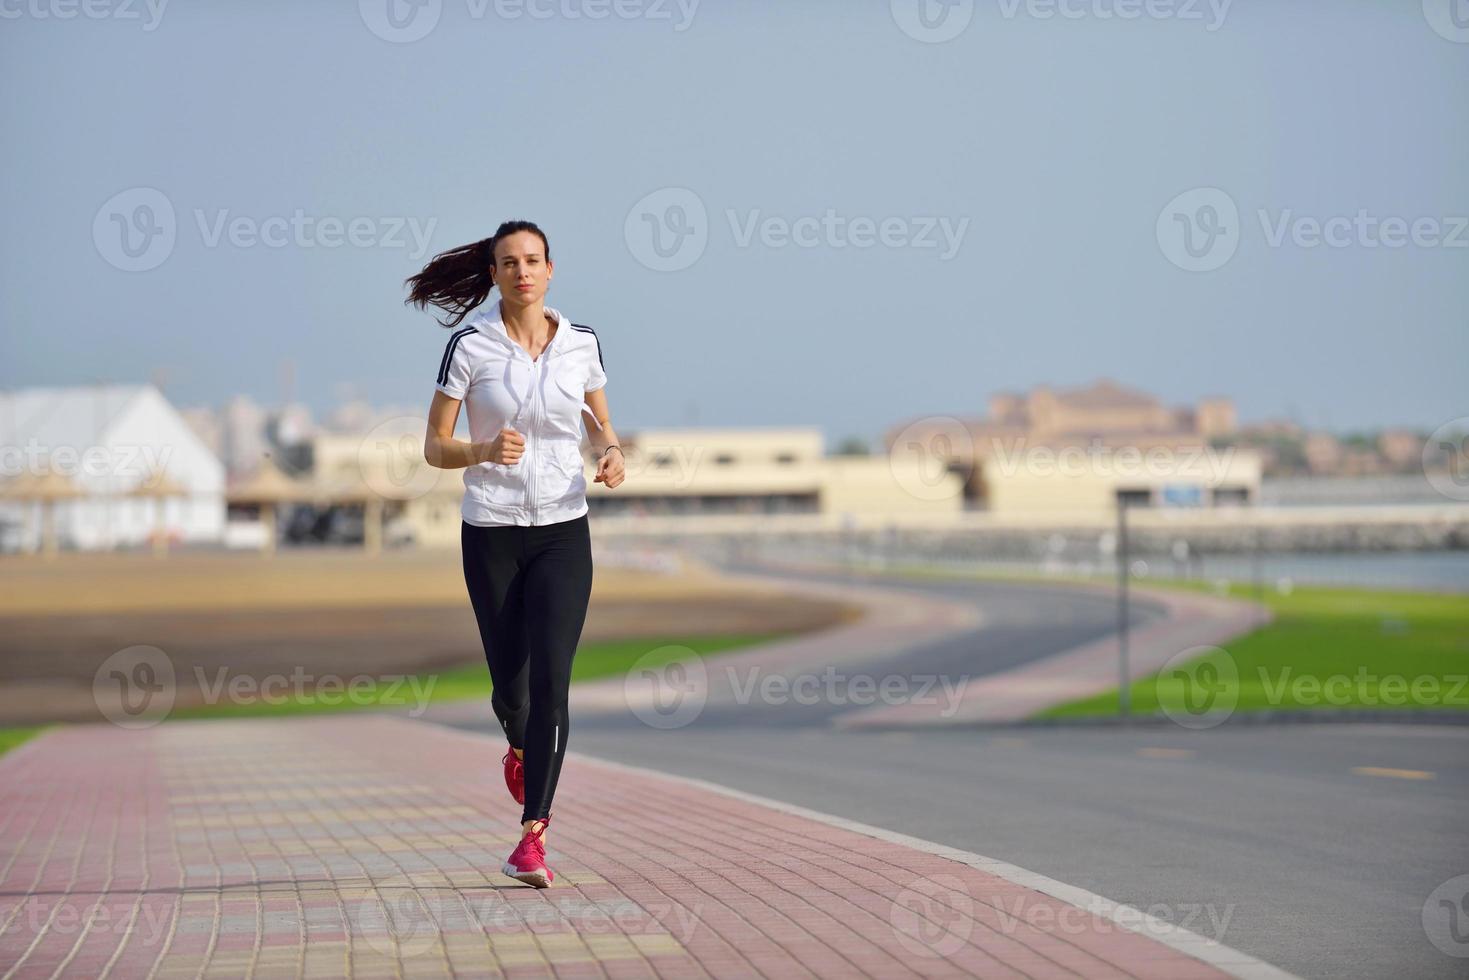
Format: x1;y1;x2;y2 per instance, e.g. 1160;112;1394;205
1350;766;1435;781
1137;747;1195;760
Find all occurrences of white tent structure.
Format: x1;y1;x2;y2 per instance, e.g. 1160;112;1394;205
0;384;225;552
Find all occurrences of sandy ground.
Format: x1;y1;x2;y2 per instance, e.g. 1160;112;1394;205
0;548;860;726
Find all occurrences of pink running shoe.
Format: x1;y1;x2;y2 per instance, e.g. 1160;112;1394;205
502;748;524;805
502;816;553;888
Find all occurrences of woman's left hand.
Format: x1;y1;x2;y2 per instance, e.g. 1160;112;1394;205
594;447;625;489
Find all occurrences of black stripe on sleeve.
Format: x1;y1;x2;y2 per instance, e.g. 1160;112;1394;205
570;323;602;369
437;327;475;386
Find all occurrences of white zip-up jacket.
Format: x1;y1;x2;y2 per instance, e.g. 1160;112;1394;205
434;303;606;527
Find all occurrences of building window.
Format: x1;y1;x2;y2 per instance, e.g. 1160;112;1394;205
1116;488;1152;508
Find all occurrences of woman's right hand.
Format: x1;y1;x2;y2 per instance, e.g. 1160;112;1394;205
479;428;525;465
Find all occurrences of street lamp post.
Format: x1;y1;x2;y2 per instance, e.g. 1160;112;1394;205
1117;497;1130;720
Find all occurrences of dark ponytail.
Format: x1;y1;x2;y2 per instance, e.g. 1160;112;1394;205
403;220;551;329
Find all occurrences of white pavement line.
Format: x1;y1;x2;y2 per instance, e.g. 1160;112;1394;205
566;748;1305;980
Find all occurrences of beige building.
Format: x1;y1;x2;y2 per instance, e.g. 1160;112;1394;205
885;379;1260;515
310;425;966;548
296;382;1261;548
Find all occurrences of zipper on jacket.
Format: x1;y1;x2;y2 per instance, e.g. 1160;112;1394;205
534;352;546;520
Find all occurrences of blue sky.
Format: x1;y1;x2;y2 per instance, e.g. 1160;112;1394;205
2;0;1465;447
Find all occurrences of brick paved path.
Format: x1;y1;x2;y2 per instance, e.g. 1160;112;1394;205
0;715;1259;978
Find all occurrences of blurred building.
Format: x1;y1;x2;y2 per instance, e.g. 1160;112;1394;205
0;384;225;552
1304;432;1343;474
885;379;1262;515
179;405;223;457
222;395;269;478
1377;428;1424;471
305;424;966;548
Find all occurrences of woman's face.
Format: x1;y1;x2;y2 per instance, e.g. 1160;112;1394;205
491;230;553;309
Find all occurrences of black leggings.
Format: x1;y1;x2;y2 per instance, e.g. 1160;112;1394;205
460;514;594;823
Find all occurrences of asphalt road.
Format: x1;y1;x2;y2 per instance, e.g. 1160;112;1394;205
438;562;1469;980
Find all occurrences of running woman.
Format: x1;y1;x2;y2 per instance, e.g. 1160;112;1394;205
407;220;626;888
